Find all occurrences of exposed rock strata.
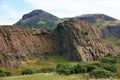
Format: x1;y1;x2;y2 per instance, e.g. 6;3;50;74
55;19;115;61
0;26;55;67
0;19;115;68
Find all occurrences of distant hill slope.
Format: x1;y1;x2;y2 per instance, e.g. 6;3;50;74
76;14;120;28
61;14;120;29
14;10;59;29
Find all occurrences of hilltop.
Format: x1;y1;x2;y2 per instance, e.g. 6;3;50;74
14;10;59;29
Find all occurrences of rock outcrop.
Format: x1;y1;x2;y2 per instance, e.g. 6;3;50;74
55;19;115;61
0;26;55;67
0;19;115;68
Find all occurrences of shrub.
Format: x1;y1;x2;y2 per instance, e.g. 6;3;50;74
81;31;88;36
56;64;75;75
64;69;71;75
4;71;12;76
89;69;114;78
100;57;115;64
101;63;116;72
74;64;87;73
36;68;55;73
0;70;11;77
21;68;34;75
85;64;97;72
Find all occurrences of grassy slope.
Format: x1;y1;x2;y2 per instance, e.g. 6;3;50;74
2;55;78;75
104;37;120;53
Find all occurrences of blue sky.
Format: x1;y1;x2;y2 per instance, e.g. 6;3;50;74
0;0;120;25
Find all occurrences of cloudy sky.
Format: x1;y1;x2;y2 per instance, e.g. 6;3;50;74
0;0;120;25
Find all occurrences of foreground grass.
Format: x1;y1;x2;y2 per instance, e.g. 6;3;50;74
0;73;84;80
0;73;119;80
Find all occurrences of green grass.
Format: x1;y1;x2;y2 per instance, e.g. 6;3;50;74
0;73;84;80
3;55;78;76
104;37;120;53
0;73;119;80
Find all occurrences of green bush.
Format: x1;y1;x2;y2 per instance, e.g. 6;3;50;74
21;68;34;75
85;64;97;72
0;72;6;77
56;64;75;75
101;63;116;72
0;70;11;77
74;64;87;73
89;69;114;78
36;68;55;73
100;57;115;64
81;31;88;36
64;69;71;75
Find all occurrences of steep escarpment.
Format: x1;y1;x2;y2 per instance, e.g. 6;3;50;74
0;26;55;67
55;19;115;61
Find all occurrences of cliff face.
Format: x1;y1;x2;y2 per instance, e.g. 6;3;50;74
0;19;115;68
55;19;115;61
0;26;55;67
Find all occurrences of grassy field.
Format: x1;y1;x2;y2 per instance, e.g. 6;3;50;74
0;73;85;80
0;73;118;80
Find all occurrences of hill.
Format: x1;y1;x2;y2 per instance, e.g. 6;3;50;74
14;10;59;29
0;19;115;68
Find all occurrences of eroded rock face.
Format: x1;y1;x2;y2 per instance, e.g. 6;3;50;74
55;19;115;61
0;19;116;68
0;26;55;67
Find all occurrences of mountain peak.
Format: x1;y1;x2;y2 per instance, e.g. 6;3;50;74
14;9;59;28
21;9;59;21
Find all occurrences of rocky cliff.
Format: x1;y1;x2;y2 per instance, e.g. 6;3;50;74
0;19;115;68
55;19;115;61
0;26;55;68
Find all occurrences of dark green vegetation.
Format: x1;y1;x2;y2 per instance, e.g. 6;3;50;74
14;10;59;29
55;55;120;78
1;55;120;79
89;69;113;78
21;68;34;75
0;70;11;77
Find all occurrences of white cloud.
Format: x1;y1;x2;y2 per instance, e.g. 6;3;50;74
0;0;120;25
0;16;15;25
24;0;120;19
0;4;21;25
